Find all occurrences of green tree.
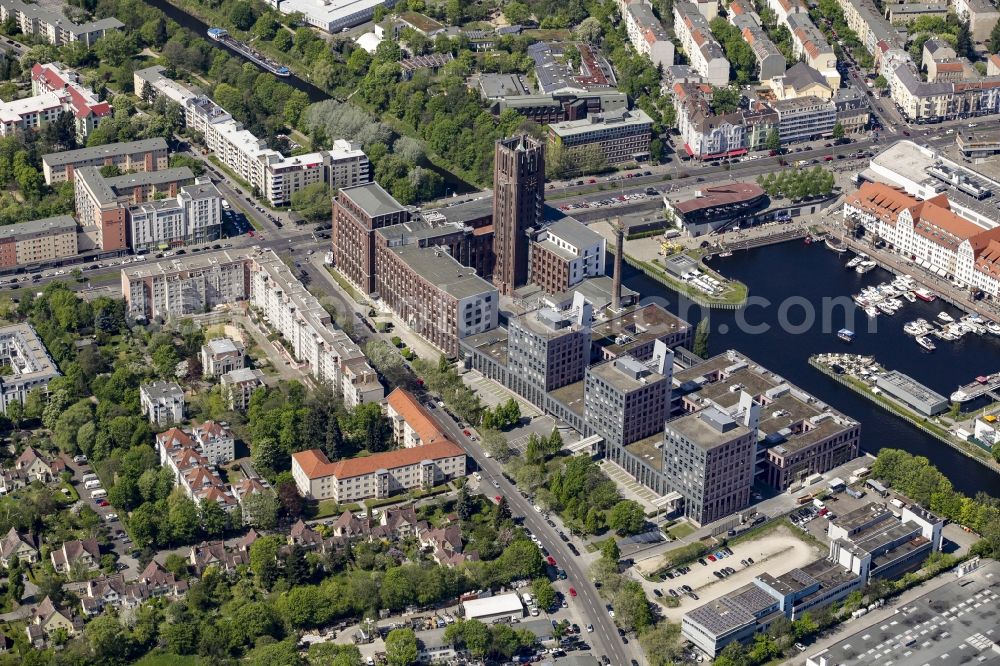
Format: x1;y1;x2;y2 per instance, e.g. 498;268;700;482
765;128;782;152
608;500;646;535
832;122;845;140
710;85;742;114
85;614;135;665
200;498;230;537
385;628;418;666
956;19;973;57
874;75;888;90
230;1;257;30
693;317;710;358
601;537;621;564
531;578;557;610
243;491;280;529
168;489;202;543
991;17;1000;53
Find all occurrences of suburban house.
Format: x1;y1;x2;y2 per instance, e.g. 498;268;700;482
0;527;39;567
25;597;79;647
50;539;101;574
14;446;64;483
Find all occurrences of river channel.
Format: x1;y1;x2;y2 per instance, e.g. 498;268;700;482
141;0;476;195
622;241;1000;497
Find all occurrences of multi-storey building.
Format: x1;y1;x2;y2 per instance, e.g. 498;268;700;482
493;135;544;296
385;387;451;449
127;178;223;252
374;244;498;357
673;350;860;491
133;66;370;206
785;15;839;88
140;381;185;425
529;218;606;296
156;427;238;513
887;63;1000;122
331;182;410;295
953;0;1000;41
506;299;592;407
586;341;673;480
193;421;236;466
835;0;905;57
200;338;247;378
248;249;383;407
291;442;467;502
547;109;653;167
0;216;77;269
0;0;122;46
120;249;251;320
662;399;759;526
673;1;730;87
42;138;170;184
772;95;836;143
728;0;786;81
28;62;111;139
221;368;265;411
0;324;59;415
833;87;871;134
623;0;674;70
770;62;834;101
412;198;496;278
844;181;1000;296
673;83;748;159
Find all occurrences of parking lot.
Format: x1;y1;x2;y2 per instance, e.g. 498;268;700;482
634;524;824;621
63;455;140;578
805;559;1000;666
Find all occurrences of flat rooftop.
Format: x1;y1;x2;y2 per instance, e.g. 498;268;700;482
122;249;250;280
340;182;406;218
388;245;495;300
422;195;494;225
42;138;167;167
0;323;60;384
105;167;194;190
806;560;1000;666
549;379;585;416
834;502;894;532
0;215;75;240
591;304;690;357
666;407;752;450
460;327;509;366
625;433;664;472
588;356;667;393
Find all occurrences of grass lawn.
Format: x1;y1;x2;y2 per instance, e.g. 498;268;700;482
667;522;695;540
326;267;367;305
626;252;749;307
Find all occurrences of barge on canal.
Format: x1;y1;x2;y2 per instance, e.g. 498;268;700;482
208;28;290;76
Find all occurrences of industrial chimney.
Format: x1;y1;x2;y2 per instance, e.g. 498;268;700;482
612;218;624;311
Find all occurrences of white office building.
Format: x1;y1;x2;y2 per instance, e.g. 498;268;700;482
127;178;223;252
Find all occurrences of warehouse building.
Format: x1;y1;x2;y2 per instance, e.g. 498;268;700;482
461;593;525;623
874;370;948;416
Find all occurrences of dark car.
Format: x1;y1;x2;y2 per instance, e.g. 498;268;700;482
175;249;187;255
568;543;580;556
653;589;663;597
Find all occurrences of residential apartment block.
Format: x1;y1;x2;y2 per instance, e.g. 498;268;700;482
200;338;247;378
385;387;451;449
0;215;77;269
547;109;653;167
953;0;1000;41
28;62;111;139
156;426;238;513
0;0;122;46
772;95;836;143
133;66;370;206
623;0;674;70
528;218;606;296
43;138;170;184
0;324;60;415
844;180;1000;297
673;1;730;87
674;83;747;160
121;249;251;320
221;368;265;411
127;178;223;252
1;62;110;139
728;0;786;81
248;249;383;407
140;381;184;425
785;14;839;88
291;442;467;503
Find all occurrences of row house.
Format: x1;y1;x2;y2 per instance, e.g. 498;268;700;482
25;597;80;648
80;562;188;616
0;527;39;567
844;182;1000;296
623;0;674;70
728;0;786;81
330;507;477;567
189;540;250;576
50;539;100;575
785;14;839;89
156;425;238;513
673;1;730;87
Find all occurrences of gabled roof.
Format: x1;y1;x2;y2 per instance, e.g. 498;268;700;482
292;441;464;480
386;388;451;447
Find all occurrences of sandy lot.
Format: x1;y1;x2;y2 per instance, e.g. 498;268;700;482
631;525;823;621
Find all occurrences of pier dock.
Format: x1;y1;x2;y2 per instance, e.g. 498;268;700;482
951;371;1000;403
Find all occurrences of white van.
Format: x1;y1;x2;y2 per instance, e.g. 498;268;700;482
84;479;102;490
82;473;98;482
90;488;107;499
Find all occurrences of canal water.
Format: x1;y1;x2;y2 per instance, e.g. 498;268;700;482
141;0;476;194
623;241;1000;497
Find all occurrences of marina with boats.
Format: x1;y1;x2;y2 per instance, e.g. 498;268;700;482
811;353;1000;471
